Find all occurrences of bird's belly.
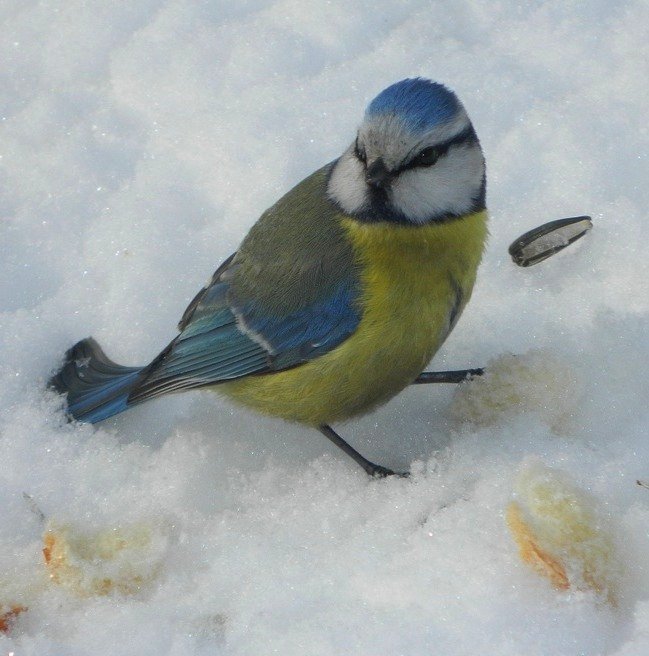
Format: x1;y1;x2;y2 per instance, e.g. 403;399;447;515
219;211;487;425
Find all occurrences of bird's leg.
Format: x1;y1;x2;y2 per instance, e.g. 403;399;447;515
413;368;484;384
318;424;407;478
318;371;484;477
318;370;484;476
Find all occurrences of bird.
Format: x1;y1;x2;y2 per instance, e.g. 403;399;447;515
49;78;488;478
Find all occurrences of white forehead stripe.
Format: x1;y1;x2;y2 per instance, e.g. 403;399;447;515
358;109;471;170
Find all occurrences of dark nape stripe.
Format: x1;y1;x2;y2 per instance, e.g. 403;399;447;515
351;198;486;226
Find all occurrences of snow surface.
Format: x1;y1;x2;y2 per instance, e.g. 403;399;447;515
1;1;649;654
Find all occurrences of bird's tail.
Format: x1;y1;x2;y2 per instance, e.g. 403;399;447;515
49;337;147;424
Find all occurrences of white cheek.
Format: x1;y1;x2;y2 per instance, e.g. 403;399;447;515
391;146;485;222
327;152;368;214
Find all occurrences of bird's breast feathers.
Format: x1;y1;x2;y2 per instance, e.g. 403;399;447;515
221;209;488;425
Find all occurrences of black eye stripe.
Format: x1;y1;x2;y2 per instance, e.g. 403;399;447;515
400;125;477;173
354;125;477;175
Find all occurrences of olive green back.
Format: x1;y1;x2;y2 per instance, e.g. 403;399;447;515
231;164;359;315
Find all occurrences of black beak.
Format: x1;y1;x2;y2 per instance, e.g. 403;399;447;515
365;158;392;189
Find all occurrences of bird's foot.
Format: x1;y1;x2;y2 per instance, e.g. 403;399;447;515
368;465;410;479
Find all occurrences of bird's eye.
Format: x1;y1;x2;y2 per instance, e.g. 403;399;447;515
412;147;440;167
354;138;367;164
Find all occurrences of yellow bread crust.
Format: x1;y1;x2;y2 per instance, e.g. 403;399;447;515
220;211;488;425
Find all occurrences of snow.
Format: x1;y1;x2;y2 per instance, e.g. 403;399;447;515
1;1;649;653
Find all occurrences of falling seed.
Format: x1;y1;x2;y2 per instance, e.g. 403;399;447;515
509;216;592;267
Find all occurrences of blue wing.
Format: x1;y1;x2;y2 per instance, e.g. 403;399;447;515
130;253;361;403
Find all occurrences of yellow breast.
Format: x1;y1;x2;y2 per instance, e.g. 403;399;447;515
220;210;488;425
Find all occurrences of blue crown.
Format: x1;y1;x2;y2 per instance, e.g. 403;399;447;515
365;78;461;133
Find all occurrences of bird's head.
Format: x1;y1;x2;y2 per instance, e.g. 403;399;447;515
328;78;486;224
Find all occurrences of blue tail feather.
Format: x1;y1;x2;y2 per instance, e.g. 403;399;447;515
49;338;145;424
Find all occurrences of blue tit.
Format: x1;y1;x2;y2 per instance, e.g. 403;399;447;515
50;78;488;477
